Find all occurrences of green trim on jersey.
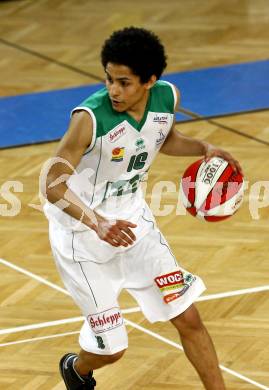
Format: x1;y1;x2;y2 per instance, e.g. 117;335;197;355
78;80;175;138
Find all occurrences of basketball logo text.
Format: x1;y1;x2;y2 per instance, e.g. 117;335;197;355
202;160;223;185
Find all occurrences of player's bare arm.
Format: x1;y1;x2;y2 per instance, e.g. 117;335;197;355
46;111;136;247
160;86;242;174
46;111;96;228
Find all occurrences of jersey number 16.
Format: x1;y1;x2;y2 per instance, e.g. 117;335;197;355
127;152;148;172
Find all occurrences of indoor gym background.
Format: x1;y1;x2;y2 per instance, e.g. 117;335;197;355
0;1;268;389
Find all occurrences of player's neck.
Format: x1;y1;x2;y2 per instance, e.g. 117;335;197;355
126;90;150;123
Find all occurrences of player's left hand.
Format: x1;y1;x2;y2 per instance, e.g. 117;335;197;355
204;144;243;175
93;212;137;247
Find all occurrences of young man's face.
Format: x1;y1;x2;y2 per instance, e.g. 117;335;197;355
105;62;154;112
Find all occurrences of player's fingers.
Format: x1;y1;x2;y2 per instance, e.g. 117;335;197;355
228;159;243;175
101;232;120;247
125;221;137;228
234;160;244;175
105;238;120;247
204;152;216;162
228;160;237;172
108;232;129;247
110;230;132;246
117;220;137;229
117;231;133;245
120;227;136;242
117;221;137;240
104;221;136;246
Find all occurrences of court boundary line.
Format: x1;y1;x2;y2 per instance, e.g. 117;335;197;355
0;306;141;336
197;285;269;301
178;107;269;147
1;257;268;311
1;280;269;336
0;330;80;347
1;257;268;388
0;258;70;296
0;38;104;82
2;106;269;151
177;106;269;124
124;319;269;390
1;36;269;150
0;316;84;336
0;319;267;389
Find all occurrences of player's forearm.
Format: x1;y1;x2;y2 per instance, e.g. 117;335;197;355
46;182;97;230
161;131;209;156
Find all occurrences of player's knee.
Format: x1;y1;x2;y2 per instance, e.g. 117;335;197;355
170;304;205;337
101;348;126;364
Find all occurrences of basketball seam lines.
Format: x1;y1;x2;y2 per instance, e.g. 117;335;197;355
191;159;203;213
202;166;243;215
199;163;228;211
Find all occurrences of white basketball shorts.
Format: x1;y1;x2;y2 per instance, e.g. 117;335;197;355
49;222;206;355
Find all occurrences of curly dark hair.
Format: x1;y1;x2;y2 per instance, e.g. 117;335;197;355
101;27;167;83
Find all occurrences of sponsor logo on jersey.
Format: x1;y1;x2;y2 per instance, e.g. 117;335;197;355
108;126;126;143
164;292;182;304
155;270;184;290
88;307;123;334
111;147;125;162
155;129;166;146
135;138;145;151
155;270;196;304
163;286;190;304
153;114;168;124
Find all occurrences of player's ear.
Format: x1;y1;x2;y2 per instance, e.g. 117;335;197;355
144;75;157;90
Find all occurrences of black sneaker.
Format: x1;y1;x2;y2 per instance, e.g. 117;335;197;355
59;353;96;389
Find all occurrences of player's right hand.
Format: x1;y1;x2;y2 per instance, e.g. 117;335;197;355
93;216;137;247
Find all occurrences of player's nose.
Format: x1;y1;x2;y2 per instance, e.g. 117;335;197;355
109;83;121;98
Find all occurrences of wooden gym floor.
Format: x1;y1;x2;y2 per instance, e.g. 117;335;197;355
0;1;268;389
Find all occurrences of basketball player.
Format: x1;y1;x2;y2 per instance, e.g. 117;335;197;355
44;27;242;389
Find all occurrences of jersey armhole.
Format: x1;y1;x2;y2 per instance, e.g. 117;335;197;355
71;106;97;153
161;81;178;111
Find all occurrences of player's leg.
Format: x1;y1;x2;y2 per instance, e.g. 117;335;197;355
170;304;225;390
125;228;225;389
75;348;126;373
59;349;126;390
56;262;127;389
49;224;128;389
59;353;96;390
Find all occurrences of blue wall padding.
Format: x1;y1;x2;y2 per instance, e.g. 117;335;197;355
1;59;269;148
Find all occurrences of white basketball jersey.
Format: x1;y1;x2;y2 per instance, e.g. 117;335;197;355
44;80;176;236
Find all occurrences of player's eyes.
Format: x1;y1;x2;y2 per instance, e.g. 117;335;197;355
106;77;130;87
